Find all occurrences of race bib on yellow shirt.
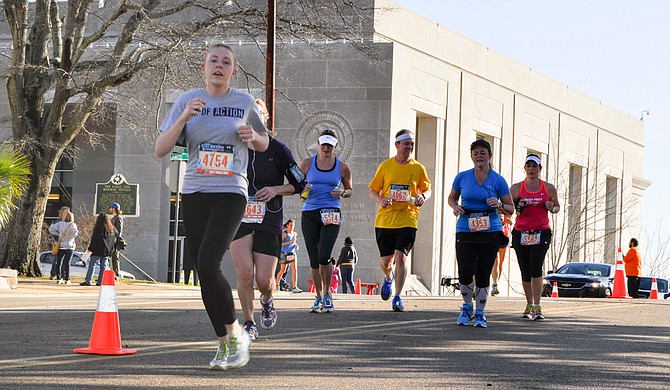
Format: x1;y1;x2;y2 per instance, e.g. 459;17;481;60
197;143;234;176
242;197;266;224
389;184;411;202
468;212;490;232
320;208;342;226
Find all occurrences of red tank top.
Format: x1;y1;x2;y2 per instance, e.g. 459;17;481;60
514;180;550;231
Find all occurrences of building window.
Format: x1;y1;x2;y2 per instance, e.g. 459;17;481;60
525;149;546;180
604;176;619;263
45;147;74;223
475;133;497;167
567;164;583;261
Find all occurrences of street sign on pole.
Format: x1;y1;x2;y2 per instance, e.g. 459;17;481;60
170;146;188;161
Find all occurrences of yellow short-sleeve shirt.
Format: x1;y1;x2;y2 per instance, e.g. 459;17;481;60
369;157;431;229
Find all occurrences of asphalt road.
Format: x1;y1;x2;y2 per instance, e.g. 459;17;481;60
1;278;669;389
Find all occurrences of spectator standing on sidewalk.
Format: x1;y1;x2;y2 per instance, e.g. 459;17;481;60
337;237;358;294
623;238;642;298
109;202;124;280
81;213;118;286
49;206;71;280
48;211;79;285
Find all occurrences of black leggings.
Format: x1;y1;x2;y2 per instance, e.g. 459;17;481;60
182;192;246;337
511;229;552;282
301;210;341;269
455;232;501;288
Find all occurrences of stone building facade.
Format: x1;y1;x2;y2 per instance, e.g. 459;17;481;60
0;0;648;296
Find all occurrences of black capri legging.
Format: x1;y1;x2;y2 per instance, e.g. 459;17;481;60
455;232;501;288
182;192;246;337
511;229;552;282
301;209;341;269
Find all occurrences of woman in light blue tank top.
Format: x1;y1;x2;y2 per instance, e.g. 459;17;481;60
298;129;353;314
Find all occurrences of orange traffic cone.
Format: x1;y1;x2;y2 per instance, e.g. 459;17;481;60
649;278;659;300
551;282;559;298
74;269;137;355
355;278;362;294
610;247;627;298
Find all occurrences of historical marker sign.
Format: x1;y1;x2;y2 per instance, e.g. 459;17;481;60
94;173;140;217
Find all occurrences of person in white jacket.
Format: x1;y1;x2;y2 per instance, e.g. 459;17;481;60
48;211;79;284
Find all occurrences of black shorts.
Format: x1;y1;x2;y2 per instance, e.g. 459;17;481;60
233;224;282;258
375;227;417;257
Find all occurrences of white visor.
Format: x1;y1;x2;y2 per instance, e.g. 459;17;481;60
525;155;542;165
395;133;415;142
319;135;338;147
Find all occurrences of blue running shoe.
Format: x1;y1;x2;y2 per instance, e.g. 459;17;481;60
392;296;405;312
474;309;487;328
323;293;334;313
381;271;394;301
310;297;322;313
457;303;474;326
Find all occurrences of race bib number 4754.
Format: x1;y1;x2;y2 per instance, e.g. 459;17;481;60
197;143;234;176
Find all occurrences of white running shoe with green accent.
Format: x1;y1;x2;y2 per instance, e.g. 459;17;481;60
226;331;251;370
209;340;229;371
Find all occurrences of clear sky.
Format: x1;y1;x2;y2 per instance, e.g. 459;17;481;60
394;0;670;274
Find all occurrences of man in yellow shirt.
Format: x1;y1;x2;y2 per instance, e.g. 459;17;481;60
369;129;431;312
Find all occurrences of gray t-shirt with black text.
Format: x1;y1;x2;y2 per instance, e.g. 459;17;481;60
160;88;267;195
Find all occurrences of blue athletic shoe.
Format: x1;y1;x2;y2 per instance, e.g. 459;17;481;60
323;293;334;313
310;297;322;313
474;309;487;328
392;295;405;312
457;303;474;326
381;272;394;301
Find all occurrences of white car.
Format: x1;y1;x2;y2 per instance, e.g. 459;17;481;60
39;251;136;280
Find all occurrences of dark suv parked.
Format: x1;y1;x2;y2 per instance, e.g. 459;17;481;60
637;277;669;299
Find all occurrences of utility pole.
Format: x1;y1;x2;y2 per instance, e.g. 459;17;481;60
266;0;277;131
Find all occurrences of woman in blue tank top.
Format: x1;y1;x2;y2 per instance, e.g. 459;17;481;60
298;129;353;314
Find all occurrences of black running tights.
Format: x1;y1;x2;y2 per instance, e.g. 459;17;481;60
182;192;246;337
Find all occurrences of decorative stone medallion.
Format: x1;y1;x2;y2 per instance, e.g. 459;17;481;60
295;110;354;161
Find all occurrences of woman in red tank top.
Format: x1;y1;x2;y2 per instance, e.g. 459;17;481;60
510;154;560;321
